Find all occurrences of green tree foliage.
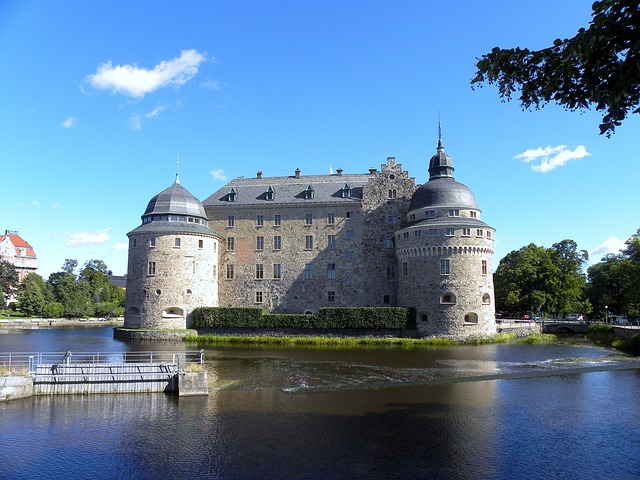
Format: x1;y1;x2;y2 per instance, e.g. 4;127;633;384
494;241;588;316
588;228;640;317
472;0;640;136
16;273;47;316
0;260;19;306
43;302;64;318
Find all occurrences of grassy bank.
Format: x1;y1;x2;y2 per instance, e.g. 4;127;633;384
186;332;520;348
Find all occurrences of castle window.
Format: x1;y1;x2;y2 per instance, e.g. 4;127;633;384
410;213;415;221
257;215;264;227
402;261;408;276
255;264;264;280
403;232;409;239
482;260;488;275
327;212;335;225
388;213;397;224
464;313;479;324
228;188;237;202
386;235;395;249
487;231;492;239
346;275;356;285
342;184;351;198
256;236;264;251
387;265;396;278
148;262;156;276
476;229;484;237
388;189;397;199
327;263;336;279
425;210;436;218
414;230;422;238
150;237;156;247
328;235;336;249
346;229;354;240
383;295;390;304
346;250;355;261
305;235;313;250
273;263;281;279
273;236;282;250
227;216;235;227
227;237;235;251
462;228;471;237
445;228;455;236
265;187;275;201
448;209;460;217
328;291;335;303
470;211;477;219
440;259;450;275
421;313;428;322
255;291;263;303
304;185;314;199
174;238;181;248
429;229;438;236
346;211;353;219
132;238;137;247
441;292;456;304
305;263;313;279
226;265;234;279
482;293;491;304
274;214;281;226
213;242;217;252
198;239;204;249
212;265;217;278
305;213;313;225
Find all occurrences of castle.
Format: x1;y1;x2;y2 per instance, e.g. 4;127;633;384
124;134;496;338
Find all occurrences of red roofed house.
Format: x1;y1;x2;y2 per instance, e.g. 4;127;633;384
0;230;38;283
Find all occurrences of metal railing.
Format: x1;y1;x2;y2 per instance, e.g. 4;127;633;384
0;350;205;375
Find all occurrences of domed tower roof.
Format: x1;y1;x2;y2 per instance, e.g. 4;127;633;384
142;178;207;220
409;128;478;211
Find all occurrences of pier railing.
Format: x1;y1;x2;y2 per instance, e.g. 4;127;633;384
0;350;205;375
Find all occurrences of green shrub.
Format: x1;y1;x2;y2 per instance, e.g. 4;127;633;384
193;307;265;328
43;302;64;318
316;307;414;329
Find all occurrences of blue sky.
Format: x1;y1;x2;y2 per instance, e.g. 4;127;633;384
2;1;638;279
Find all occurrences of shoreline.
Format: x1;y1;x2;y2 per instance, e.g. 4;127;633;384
0;317;124;328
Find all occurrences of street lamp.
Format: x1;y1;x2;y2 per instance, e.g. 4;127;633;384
605;306;608;324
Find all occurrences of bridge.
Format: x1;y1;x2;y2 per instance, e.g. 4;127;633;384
541;321;590;334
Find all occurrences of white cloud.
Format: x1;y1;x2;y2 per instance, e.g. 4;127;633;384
112;242;128;251
588;237;627;260
62;117;76;129
210;169;227;181
515;145;590;173
130;105;166;131
201;78;221;90
65;228;112;246
86;49;206;98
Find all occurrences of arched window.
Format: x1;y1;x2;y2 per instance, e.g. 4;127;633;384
464;313;479;324
482;293;491;304
441;292;456;304
163;307;184;318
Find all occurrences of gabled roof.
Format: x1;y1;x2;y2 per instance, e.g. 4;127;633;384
0;231;37;258
203;172;370;207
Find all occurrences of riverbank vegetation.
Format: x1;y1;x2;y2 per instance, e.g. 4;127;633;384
1;259;124;319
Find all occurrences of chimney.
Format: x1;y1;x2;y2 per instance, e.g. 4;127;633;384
295;168;301;178
257;171;263;179
336;168;343;176
369;168;377;174
387;157;396;166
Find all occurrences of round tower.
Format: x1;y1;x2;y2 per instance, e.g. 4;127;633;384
124;177;220;329
396;132;496;337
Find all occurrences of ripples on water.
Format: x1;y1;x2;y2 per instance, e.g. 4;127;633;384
2;328;640;479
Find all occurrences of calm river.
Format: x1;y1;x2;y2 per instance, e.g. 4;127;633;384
1;326;639;480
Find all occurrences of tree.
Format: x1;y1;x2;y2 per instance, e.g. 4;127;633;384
17;273;47;316
62;259;78;274
587;254;633;316
550;240;589;314
471;0;640;136
0;260;19;307
78;259;110;303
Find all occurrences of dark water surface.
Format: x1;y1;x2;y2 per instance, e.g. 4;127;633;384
1;327;639;479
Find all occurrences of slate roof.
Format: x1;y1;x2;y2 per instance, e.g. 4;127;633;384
203;172;371;207
143;180;208;219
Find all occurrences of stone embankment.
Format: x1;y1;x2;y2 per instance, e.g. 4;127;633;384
0;317;124;328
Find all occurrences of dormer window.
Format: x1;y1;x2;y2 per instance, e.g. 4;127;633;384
265;186;275;201
228;188;237;202
341;184;351;198
304;185;314;199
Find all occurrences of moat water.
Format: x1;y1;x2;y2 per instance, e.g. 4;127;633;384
1;326;640;479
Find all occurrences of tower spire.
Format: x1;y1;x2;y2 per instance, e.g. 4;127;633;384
437;111;444;152
176;151;180;184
